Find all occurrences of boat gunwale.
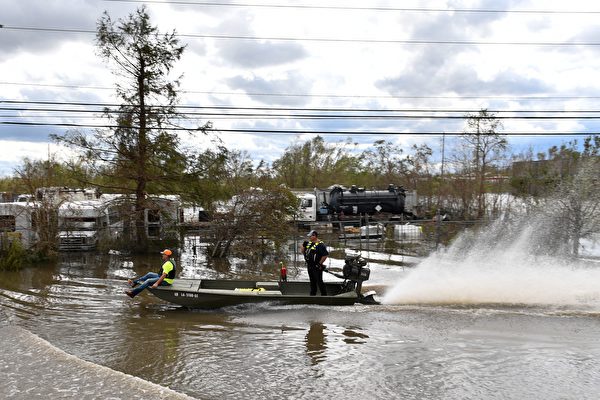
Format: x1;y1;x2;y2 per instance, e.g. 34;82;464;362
147;278;360;307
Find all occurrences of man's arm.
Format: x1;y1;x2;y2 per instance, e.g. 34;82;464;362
318;243;328;268
151;273;167;288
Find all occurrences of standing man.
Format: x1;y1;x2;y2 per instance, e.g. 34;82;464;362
126;249;176;298
301;230;328;296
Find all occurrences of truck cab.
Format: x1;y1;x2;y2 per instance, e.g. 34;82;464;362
295;193;317;222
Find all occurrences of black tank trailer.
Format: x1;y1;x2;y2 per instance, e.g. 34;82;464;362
326;184;406;216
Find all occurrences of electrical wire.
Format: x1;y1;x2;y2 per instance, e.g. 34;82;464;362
101;1;600;15
6;99;600;113
4;81;600;102
0;120;595;136
2;25;600;46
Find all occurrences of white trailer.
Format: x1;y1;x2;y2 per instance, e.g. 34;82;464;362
0;202;39;249
102;194;182;240
58;200;107;251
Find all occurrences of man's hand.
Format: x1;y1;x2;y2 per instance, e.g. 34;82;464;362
151;283;158;289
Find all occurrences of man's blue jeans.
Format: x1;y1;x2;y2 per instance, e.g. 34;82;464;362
131;272;169;296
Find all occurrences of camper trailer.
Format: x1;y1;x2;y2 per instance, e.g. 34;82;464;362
58;200;107;251
102;194;182;240
0;202;39;249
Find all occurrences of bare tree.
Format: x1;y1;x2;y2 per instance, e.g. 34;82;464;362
551;157;600;257
459;109;508;218
360;139;412;188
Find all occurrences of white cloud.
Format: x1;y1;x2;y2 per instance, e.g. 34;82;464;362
1;0;599;176
0;141;76;176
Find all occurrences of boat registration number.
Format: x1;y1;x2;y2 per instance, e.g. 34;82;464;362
174;292;199;298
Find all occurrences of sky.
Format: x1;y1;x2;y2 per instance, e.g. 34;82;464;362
2;0;600;177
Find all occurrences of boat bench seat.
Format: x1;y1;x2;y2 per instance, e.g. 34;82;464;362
255;281;280;290
170;280;202;291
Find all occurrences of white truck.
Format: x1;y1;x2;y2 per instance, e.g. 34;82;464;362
294;185;418;223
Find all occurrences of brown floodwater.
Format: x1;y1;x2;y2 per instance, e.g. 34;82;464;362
1;248;600;399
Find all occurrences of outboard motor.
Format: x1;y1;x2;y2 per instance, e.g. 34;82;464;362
342;254;370;283
340;254;378;304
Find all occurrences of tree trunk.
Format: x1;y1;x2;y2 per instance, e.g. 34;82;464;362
134;55;148;250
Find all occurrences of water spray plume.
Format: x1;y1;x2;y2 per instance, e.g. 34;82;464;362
383;215;600;308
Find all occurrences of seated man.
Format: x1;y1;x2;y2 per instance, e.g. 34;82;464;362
126;249;176;298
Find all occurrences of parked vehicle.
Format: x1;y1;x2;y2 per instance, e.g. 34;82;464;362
296;193;319;222
102;194;182;241
0;202;39;249
58;200;107;251
294;184;416;222
1;187;183;251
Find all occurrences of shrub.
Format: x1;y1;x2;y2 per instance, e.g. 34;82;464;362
0;235;26;271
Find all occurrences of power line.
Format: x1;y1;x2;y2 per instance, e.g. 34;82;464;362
0;82;113;91
6;100;600;115
5;81;600;102
0;120;596;136
1;26;96;34
2;25;599;46
5;109;600;120
102;1;600;15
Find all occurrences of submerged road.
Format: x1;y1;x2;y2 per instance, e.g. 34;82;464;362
0;325;195;400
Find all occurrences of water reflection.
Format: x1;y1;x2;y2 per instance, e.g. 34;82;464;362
342;328;369;344
305;322;327;365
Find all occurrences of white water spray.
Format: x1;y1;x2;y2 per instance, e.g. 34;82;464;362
383;216;600;308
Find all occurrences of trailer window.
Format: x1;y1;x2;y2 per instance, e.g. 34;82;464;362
147;209;161;223
107;207;120;225
0;215;16;232
64;217;97;223
148;225;161;238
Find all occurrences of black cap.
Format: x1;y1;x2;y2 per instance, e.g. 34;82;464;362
307;230;318;237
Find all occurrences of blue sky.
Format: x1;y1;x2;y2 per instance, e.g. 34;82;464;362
1;0;599;176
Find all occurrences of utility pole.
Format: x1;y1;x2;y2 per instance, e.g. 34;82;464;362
436;133;446;249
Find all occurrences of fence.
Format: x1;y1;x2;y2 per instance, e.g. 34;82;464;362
324;218;486;257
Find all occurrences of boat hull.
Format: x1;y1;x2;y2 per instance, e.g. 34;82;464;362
148;279;359;308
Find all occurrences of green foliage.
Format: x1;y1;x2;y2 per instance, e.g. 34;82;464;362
0;236;25;271
181;147;271;212
510;135;599;198
583;135;600;157
360;139;409;187
10;158;89;195
208;184;298;258
272;136;361;188
271;136;434;191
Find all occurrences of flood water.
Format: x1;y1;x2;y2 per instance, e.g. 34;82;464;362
2;230;600;399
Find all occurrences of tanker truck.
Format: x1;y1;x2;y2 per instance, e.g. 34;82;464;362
295;184;415;222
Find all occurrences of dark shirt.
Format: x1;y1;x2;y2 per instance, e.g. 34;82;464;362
304;240;328;267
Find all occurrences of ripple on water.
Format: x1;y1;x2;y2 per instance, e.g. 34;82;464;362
0;325;195;399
